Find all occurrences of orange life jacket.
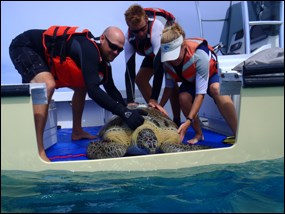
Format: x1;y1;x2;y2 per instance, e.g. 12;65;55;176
164;38;218;82
144;7;175;25
42;26;101;88
128;8;175;58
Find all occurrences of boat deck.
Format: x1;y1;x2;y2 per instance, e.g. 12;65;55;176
46;126;232;162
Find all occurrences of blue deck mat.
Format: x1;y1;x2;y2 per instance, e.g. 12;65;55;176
46;126;232;162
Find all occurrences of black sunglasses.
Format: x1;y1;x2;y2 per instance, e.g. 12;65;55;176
105;36;124;53
131;24;147;34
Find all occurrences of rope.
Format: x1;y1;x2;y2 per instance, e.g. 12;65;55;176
49;153;86;161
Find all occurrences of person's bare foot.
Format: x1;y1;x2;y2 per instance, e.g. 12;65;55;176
72;131;97;141
40;152;50;162
187;134;204;144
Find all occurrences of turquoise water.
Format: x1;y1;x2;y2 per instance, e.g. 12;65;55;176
2;158;284;213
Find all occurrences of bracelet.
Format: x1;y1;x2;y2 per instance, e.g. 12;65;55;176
186;117;194;123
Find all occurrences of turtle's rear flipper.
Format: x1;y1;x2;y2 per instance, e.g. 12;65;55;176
159;142;211;153
135;128;158;154
87;141;128;159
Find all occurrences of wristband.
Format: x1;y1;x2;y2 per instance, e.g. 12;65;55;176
186;117;194;123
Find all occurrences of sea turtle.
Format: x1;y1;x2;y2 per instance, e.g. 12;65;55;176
87;105;211;159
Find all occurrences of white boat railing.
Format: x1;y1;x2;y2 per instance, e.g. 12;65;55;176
242;1;284;53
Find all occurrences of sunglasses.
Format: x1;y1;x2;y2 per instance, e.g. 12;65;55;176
131;24;147;34
105;36;124;53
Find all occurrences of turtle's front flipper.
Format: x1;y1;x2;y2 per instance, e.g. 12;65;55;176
87;141;128;159
158;142;211;153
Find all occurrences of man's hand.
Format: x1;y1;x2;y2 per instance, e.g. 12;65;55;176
127;102;139;107
123;109;148;130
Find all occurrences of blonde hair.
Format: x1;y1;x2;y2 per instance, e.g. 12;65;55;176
161;22;185;44
124;4;147;26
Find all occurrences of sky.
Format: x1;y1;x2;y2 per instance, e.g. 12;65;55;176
1;1;231;90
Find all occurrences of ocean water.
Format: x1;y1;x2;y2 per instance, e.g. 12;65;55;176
1;158;284;213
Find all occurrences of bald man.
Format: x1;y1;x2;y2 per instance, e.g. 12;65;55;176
9;26;146;161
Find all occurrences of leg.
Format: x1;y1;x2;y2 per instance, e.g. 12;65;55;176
179;92;204;144
186;115;204;144
31;72;56;162
159;85;181;126
71;88;97;140
170;82;181;126
135;67;153;103
209;82;237;136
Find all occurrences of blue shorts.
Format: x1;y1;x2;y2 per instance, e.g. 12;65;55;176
9;33;49;83
179;73;219;98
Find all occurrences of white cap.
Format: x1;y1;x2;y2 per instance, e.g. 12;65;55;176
161;35;183;62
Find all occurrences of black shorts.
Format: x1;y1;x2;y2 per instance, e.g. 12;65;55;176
179;73;220;98
9;33;49;83
140;56;153;69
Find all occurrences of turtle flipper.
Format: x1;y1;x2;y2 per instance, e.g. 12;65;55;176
135;128;158;154
87;141;128;159
158;142;211;153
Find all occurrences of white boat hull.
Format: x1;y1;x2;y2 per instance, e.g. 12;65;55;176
1;86;283;172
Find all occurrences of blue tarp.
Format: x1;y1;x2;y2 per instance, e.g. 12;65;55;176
46;126;230;162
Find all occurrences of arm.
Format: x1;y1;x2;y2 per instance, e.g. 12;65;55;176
148;51;167;114
148;21;168;114
71;37;146;130
70;36;127;116
159;87;172;107
103;67;126;106
177;94;205;142
149;21;164;101
178;46;210;141
159;75;175;107
150;50;164;101
124;37;136;104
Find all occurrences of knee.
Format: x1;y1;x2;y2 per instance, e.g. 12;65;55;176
209;84;220;97
45;80;56;97
179;92;191;104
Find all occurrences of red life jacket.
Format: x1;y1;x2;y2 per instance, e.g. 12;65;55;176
42;26;101;88
128;8;175;58
164;38;218;82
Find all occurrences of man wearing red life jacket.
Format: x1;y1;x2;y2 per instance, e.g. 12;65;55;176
124;4;181;126
149;23;237;144
9;26;146;162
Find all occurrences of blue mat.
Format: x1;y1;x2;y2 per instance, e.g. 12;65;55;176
46;126;231;162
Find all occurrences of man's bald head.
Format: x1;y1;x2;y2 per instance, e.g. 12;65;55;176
103;26;125;46
100;26;125;62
